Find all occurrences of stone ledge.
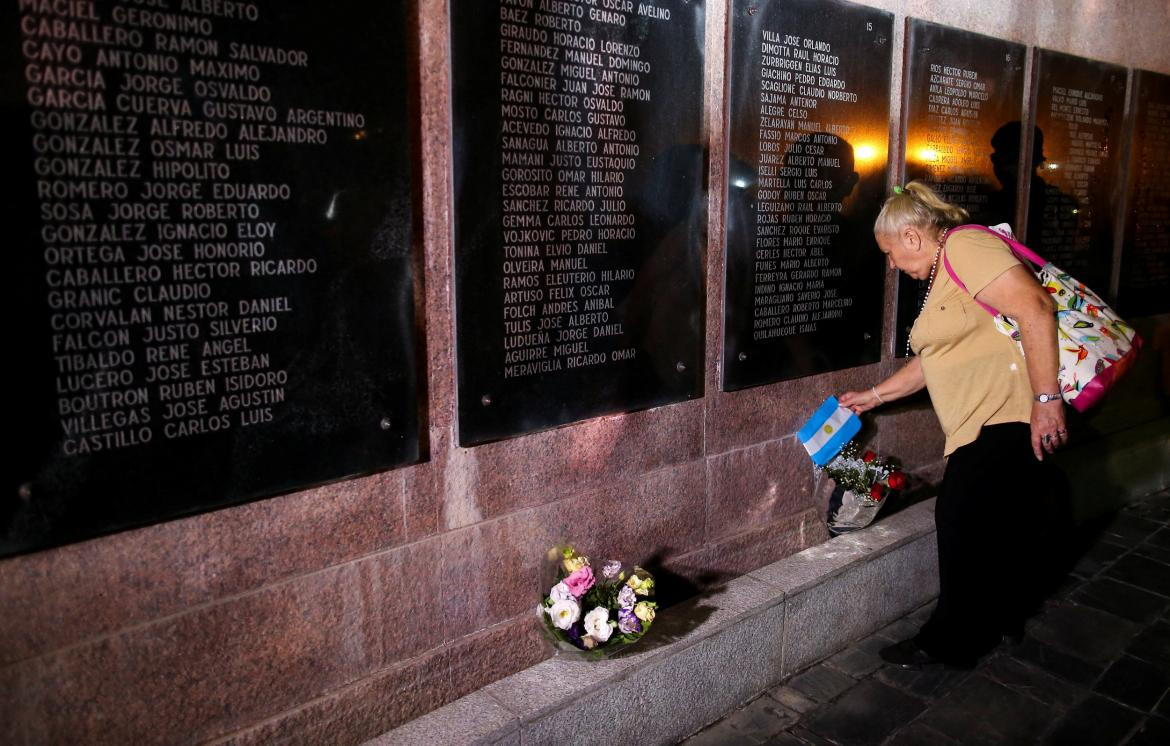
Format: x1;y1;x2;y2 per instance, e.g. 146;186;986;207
365;499;939;746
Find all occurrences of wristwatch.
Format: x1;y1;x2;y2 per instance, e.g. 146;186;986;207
1035;393;1061;403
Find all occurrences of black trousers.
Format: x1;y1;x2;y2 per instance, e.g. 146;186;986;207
915;423;1063;664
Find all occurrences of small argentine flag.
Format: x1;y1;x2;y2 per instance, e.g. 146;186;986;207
797;396;861;467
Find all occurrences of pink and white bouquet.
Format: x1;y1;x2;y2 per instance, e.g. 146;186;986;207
539;545;657;656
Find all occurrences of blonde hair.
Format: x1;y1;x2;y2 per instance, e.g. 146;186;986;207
873;181;969;236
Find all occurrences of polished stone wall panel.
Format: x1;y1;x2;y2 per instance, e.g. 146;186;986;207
1119;71;1170;315
209;616;546;746
4;0;421;557
705;438;819;542
664;508;831;590
705;362;887;455
723;0;893;388
1029;50;1128;292
450;1;708;446
8;562;381;744
0;471;405;665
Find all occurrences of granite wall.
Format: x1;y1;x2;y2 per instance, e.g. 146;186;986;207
2;1;1168;744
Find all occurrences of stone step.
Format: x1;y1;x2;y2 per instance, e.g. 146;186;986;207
364;499;940;746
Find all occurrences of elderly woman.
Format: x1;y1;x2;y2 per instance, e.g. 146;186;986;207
840;181;1066;668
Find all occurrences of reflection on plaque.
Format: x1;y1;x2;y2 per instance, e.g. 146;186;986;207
723;0;892;390
452;1;706;445
1030;50;1126;296
897;20;1025;356
1119;71;1170;316
5;0;418;556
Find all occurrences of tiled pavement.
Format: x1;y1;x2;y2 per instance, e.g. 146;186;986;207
678;489;1170;746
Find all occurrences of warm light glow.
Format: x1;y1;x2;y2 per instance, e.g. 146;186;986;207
733;178;749;189
1046;162;1060;170
854;143;878;163
916;147;940;163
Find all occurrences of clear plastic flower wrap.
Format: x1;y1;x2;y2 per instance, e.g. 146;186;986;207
538;545;657;658
822;443;907;534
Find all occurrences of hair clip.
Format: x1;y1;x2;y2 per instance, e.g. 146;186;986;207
893;185;904;194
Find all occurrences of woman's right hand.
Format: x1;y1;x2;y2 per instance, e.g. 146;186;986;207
839;389;881;415
839;359;925;415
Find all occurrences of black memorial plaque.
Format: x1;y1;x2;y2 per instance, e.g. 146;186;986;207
897;20;1024;356
452;1;706;445
1119;71;1170;316
723;0;892;390
4;0;418;556
1031;50;1126;296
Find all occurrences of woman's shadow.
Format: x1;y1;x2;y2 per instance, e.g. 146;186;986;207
612;551;732;655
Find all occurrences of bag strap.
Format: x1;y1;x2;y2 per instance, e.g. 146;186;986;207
951;223;1048;267
940;224;1046;318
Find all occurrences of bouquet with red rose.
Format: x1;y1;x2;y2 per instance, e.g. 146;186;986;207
822;443;907;534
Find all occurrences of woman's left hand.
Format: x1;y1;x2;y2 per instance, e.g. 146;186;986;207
1030;400;1067;460
975;264;1065;461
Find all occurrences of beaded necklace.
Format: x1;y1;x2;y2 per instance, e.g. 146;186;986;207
906;229;948;357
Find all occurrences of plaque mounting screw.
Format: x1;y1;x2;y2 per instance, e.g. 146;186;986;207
738;352;747;361
863;333;872;341
18;483;32;502
481;394;492;407
676;362;687;373
747;6;758;15
380;418;392;431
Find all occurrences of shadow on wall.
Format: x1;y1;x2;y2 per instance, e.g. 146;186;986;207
630;551;724;655
1053;416;1170;522
643;549;727;610
1052;314;1170;521
1068;316;1170;437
